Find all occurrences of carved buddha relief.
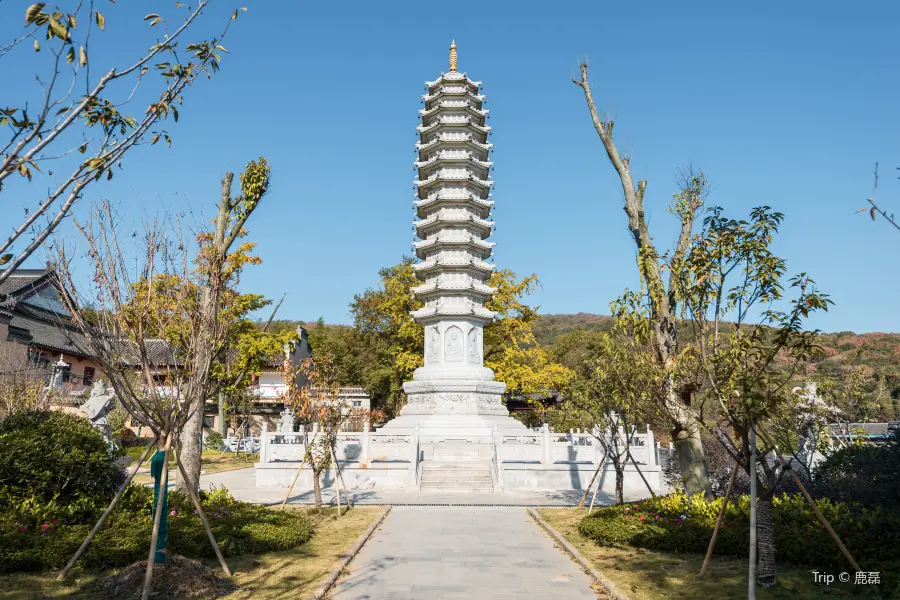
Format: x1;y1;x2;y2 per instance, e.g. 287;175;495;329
467;327;481;363
426;326;440;364
445;326;463;362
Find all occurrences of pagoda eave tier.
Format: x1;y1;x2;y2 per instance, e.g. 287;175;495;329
416;135;493;154
417;120;490;136
411;280;496;297
419;104;488;120
414;215;493;238
411;305;496;321
415;193;493;219
422;88;486;104
415;155;493;170
412;238;495;260
424;72;482;90
415;175;493;196
412;257;495;276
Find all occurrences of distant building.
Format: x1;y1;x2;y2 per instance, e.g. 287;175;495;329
205;325;372;436
829;421;899;444
0;268;97;398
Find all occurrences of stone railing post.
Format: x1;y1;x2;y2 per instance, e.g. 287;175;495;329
361;427;370;465
541;423;551;465
411;425;421;488
491;424;503;488
260;422;268;463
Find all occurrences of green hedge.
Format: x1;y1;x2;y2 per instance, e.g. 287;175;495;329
0;485;314;573
0;410;121;523
580;492;900;596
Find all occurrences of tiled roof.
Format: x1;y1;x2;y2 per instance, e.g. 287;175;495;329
5;307;92;357
0;269;51;299
109;338;180;367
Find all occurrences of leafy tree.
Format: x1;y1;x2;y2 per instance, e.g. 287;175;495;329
350;258;572;416
483;270;573;395
663;205;832;588
350;258;424;416
0;1;246;280
307;322;366;387
287;353;354;507
549;330;661;503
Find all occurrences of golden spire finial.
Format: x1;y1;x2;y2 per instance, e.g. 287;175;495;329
449;40;457;72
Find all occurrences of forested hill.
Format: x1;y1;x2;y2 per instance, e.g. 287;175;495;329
265;314;900;372
533;313;900;390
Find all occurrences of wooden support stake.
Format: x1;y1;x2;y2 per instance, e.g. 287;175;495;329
58;435;159;580
618;428;656;498
174;452;232;576
280;429;317;510
699;461;739;578
332;445;342;517
330;443;352;508
578;459;604;509
586;448;609;515
141;431;172;600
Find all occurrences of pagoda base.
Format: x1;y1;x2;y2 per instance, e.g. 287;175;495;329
380;379;527;432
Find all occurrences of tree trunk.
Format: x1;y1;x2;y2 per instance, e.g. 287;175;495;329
673;423;712;499
178;409;203;492
312;468;323;507
756;498;777;588
614;463;624;504
218;391;226;437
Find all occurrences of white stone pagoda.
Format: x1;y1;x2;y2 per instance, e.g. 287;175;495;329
384;41;524;432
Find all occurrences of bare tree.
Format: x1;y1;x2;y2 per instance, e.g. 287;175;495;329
573;62;712;498
0;343;50;417
0;1;247;280
53;201;232;598
856;162;900;232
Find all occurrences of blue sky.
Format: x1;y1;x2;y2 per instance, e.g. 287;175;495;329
4;0;899;332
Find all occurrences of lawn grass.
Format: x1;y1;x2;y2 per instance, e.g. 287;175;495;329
0;506;382;600
538;508;876;600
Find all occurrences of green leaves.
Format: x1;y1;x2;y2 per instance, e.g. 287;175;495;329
48;18;69;41
95;11;105;30
25;3;45;24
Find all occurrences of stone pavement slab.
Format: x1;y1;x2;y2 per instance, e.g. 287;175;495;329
192;468;642;506
328;506;598;600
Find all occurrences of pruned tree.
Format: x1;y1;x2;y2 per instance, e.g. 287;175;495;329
0;1;247;279
52;201;232;599
574;62;713;498
178;157;271;492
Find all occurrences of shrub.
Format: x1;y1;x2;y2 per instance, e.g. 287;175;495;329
812;430;900;510
204;431;224;451
0;484;314;573
0;410;121;521
580;492;900;596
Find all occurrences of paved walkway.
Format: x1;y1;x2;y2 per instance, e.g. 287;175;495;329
193;468;631;506
328;506;599;600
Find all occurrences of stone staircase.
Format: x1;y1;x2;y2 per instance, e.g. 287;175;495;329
419;461;495;492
